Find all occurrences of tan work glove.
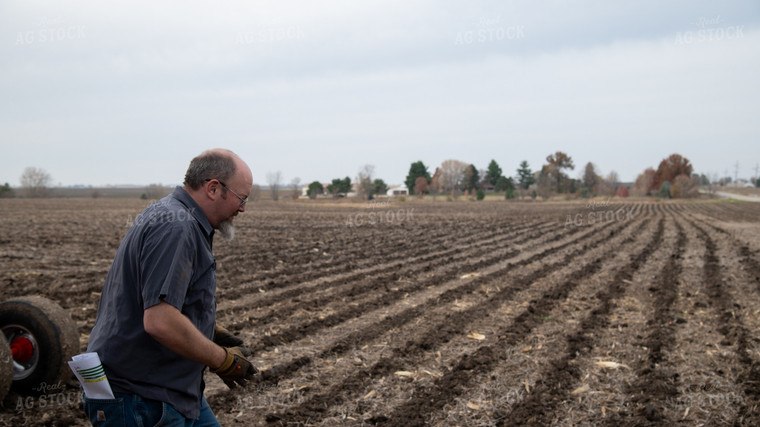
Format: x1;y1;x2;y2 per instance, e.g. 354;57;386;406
213;324;252;357
210;346;257;389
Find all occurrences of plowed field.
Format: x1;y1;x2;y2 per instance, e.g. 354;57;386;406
1;198;760;426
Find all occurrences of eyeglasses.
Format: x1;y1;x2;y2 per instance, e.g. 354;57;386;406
206;179;248;207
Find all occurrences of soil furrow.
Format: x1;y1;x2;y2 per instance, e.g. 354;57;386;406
261;218;640;424
242;220;575;347
620;218;686;424
375;218;652;426
497;217;666;426
689;220;760;424
251;218;618;357
227;220;559;329
684;211;760;291
224;218;549;293
216;220;615;393
217;220;559;318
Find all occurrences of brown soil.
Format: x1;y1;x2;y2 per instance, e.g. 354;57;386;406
1;199;759;426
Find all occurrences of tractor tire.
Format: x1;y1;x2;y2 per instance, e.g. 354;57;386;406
0;296;80;396
0;338;11;402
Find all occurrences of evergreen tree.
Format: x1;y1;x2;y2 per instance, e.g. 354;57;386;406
372;179;388;196
327;177;351;195
494;176;514;192
0;182;14;198
582;162;599;195
306;181;323;199
517;160;535;189
405;161;431;195
486;159;502;186
658;181;672;198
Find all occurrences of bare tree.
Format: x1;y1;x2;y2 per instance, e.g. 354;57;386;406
20;167;52;198
414;177;428;198
429;167;442;200
671;174;699;198
356;164;375;200
707;173;719;196
440;159;468;195
290;177;301;200
544;151;575;193
601;171;619;196
536;166;553;199
632;168;657;196
250;184;261;202
266;171;282;201
144;184;168;199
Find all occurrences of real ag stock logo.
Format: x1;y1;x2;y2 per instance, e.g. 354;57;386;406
14;16;86;45
564;198;635;227
675;15;744;45
454;14;525;46
345;201;415;228
14;381;82;411
235;18;306;45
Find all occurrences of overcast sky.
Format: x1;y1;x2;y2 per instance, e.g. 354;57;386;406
1;1;758;187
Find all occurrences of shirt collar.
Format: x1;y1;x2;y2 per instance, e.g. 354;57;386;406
171;186;214;242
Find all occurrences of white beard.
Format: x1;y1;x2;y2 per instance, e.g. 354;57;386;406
218;219;235;241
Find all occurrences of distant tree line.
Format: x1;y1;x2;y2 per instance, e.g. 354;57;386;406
12;152;746;201
401;151;712;201
404;158;534;200
303;164;390;200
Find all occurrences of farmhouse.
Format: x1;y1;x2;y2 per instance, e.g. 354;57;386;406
386;185;408;196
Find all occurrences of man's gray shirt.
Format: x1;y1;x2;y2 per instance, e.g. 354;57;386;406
87;187;216;419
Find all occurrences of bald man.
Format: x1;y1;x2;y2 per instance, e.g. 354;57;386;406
85;149;255;426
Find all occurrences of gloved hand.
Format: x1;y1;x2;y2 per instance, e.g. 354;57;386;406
213;324;251;357
210;346;257;389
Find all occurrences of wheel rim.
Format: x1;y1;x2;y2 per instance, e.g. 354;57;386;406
2;325;39;381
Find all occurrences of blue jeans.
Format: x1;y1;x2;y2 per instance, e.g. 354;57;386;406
82;392;220;427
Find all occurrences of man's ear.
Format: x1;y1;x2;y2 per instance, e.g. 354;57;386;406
204;179;220;200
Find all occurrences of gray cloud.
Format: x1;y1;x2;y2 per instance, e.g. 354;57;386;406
1;0;758;186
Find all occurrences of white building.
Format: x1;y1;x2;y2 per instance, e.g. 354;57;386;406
386;185;409;196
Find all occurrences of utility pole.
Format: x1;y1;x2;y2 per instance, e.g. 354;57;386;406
734;162;739;185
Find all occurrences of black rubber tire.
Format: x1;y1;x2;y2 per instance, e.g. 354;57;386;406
0;296;80;396
0;338;11;402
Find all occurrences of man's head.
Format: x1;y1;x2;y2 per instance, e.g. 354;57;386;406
183;149;253;240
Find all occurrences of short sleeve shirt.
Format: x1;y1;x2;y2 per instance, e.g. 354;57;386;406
87;187;216;419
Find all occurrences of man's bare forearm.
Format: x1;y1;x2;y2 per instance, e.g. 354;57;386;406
143;301;226;369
